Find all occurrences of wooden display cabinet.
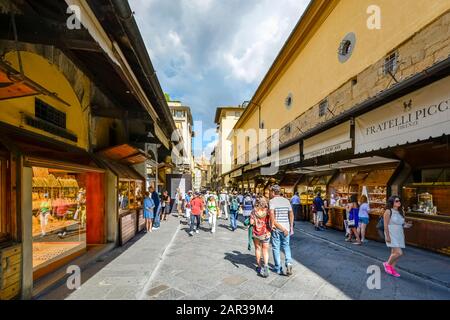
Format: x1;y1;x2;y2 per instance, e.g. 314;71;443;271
403;184;450;217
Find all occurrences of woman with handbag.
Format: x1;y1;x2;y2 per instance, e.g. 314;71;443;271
346;195;362;245
383;196;413;277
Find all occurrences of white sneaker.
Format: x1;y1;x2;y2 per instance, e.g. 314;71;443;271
195;230;199;234
189;231;194;237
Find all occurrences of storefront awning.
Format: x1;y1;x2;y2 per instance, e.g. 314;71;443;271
302;156;399;172
24;156;104;173
97;144;150;165
230;169;243;178
96;156;144;181
355;76;450;154
0;60;70;106
303;121;352;160
0;68;38;100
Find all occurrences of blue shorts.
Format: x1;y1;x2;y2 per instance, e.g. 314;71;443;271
359;217;369;225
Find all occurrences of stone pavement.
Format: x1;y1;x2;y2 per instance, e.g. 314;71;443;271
141;217;450;300
65;216;181;300
294;221;450;289
39;213;450;300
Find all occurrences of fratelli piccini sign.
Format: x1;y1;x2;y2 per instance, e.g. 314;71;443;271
355;76;450;154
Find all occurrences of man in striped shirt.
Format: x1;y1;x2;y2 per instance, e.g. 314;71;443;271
269;185;294;276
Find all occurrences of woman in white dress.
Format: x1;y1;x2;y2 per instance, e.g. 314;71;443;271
383;196;413;277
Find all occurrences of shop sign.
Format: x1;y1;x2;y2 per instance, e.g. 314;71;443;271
355;76;450;154
279;154;301;166
230;169;243;178
304;122;352;159
262;143;300;166
244;163;261;172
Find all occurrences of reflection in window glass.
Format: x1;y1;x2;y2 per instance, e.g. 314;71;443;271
32;167;87;275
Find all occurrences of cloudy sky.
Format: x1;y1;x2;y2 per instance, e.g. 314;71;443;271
130;0;310;157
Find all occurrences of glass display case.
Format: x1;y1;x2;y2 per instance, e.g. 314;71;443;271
297;174;332;205
118;179;144;211
328;171;357;207
402;168;450;217
403;186;448;216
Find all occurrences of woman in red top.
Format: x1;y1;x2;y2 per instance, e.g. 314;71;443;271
250;197;272;278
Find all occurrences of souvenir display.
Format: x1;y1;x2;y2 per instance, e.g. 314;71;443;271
118;180;144;211
328;167;396;215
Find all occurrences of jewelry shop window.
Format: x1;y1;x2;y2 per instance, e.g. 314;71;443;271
32;167;88;277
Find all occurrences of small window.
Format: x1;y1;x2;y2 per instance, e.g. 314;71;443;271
285;125;291;135
35;99;66;129
285;93;293;110
174;110;184;118
319;100;328;117
338;32;356;63
339;40;352;56
384;52;398;75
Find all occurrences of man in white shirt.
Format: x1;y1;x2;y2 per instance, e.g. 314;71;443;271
269;185;294;276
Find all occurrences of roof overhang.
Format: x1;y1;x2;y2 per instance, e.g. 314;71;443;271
97;144;151;165
214;106;243;124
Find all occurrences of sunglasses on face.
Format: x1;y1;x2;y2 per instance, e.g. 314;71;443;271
394;199;401;203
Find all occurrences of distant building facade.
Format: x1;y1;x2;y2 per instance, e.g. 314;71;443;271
169;101;194;175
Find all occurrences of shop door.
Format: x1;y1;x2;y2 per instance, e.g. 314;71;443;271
0;155;8;243
81;172;105;245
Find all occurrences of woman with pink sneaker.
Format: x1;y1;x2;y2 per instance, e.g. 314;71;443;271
383;196;413;277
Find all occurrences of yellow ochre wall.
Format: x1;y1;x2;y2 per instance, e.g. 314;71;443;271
0;51;90;150
231;0;450;164
238;0;450;133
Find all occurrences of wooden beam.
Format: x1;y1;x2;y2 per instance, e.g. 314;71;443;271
91;107;152;121
64;39;102;52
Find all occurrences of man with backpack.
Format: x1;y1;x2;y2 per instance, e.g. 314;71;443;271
229;192;240;231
